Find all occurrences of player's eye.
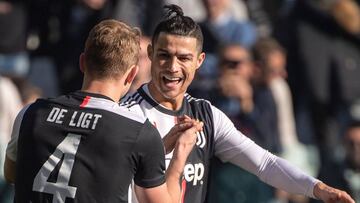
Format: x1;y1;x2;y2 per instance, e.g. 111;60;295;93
178;56;192;62
158;53;169;58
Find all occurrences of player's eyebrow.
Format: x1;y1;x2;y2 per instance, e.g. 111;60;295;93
157;48;169;53
157;48;193;56
178;53;193;57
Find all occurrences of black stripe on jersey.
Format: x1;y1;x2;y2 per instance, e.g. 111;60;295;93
121;92;140;106
185;93;206;103
122;94;135;104
133;93;141;102
121;93;144;108
127;98;144;108
185;94;193;102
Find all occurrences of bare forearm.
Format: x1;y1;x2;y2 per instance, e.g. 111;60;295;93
4;156;16;183
165;144;192;202
163;120;202;203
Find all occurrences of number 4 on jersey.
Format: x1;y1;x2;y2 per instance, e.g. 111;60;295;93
33;133;82;203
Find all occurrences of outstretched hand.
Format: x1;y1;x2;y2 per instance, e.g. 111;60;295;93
163;115;203;154
313;182;355;203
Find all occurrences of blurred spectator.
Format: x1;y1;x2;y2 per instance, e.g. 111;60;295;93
164;0;249;23
0;76;22;203
200;0;257;49
11;78;43;105
253;37;320;203
28;0;115;95
213;44;254;117
207;44;280;203
207;158;274;203
331;0;360;35
129;36;152;93
57;0;116;94
0;0;29;78
244;0;296;38
165;0;206;22
113;0;164;36
189;0;257;100
212;44;281;152
283;0;360;171
310;120;360;203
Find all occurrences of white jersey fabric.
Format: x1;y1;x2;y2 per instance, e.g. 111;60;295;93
121;84;320;203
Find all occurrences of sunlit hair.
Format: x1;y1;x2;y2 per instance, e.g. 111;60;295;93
84;19;141;79
152;4;203;52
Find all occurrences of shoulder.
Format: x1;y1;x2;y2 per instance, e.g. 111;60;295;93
120;91;143;107
184;93;212;106
86;97;148;124
184;93;216;114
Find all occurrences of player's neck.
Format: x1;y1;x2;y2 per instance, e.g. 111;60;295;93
147;83;184;111
81;78;125;102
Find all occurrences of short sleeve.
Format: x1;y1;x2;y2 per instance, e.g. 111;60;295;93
133;120;166;188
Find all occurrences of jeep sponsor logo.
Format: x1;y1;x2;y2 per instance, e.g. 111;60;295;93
184;163;205;185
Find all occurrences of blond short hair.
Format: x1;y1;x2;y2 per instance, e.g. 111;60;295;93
84;19;141;79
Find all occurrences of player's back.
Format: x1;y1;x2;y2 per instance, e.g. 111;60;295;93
14;91;165;203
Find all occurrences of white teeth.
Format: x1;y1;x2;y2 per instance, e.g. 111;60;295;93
164;75;181;81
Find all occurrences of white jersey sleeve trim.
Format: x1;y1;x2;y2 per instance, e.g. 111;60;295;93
211;105;319;198
6;104;31;162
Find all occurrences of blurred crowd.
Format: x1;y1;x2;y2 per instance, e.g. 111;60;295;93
1;0;360;202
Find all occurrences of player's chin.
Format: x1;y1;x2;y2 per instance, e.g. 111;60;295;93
162;90;181;100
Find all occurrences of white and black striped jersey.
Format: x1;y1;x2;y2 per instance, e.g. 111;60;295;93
6;91;166;203
121;84;320;203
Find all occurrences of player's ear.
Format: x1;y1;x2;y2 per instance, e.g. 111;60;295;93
125;64;139;85
147;44;153;61
79;53;85;73
196;52;206;70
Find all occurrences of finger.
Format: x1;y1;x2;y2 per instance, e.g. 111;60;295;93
339;192;355;203
177;115;192;123
183;115;193;123
185;122;204;136
177;115;186;122
183;115;191;120
332;190;354;203
170;122;194;135
193;121;204;132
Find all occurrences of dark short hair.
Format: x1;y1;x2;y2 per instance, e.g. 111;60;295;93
152;4;203;52
346;120;360;131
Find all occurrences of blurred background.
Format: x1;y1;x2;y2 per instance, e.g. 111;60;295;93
0;0;360;202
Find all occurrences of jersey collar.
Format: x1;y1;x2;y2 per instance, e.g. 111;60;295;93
138;84;187;116
72;91;116;102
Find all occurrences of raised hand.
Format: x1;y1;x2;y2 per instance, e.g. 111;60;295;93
163;115;202;154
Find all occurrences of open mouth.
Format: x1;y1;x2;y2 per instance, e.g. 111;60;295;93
162;75;183;86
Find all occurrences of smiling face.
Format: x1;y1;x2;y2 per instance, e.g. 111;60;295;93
148;33;205;110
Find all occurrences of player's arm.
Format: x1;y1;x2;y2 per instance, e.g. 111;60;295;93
211;106;355;202
134;120;203;203
3;104;30;183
